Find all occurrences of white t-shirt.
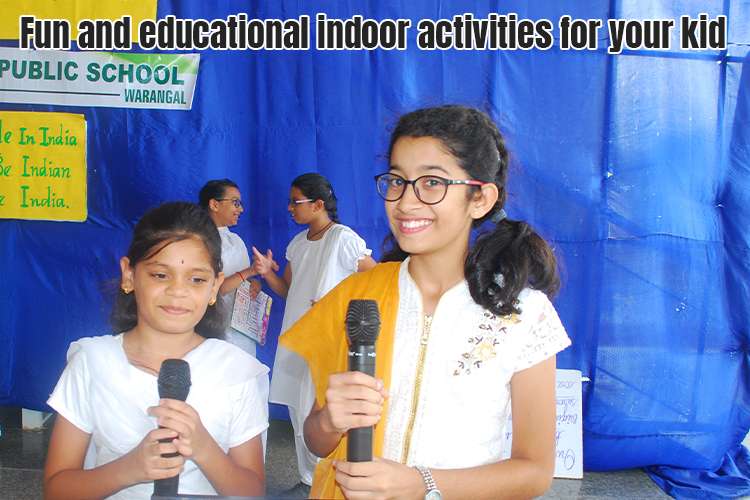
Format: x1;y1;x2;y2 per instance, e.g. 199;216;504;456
47;334;269;500
280;223;371;333
218;226;256;355
382;258;571;468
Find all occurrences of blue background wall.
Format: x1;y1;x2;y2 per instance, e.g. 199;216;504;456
1;0;749;484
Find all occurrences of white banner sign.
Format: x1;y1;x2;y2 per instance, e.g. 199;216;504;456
0;48;199;110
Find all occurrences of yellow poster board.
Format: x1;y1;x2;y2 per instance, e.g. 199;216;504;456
0;0;157;42
0;111;87;222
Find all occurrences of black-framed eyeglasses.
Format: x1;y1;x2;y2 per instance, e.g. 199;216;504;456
374;172;487;205
216;198;243;208
288;198;314;207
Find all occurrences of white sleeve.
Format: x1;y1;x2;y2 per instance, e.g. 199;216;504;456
47;342;94;434
237;235;251;268
513;293;571;373
285;232;303;262
337;229;372;273
227;371;270;448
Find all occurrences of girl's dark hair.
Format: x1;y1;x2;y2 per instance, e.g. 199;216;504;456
382;105;559;316
291;173;339;223
198;179;239;208
110;202;227;338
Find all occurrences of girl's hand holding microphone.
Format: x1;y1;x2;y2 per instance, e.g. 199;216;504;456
123;427;184;483
148;399;214;463
319;371;388;435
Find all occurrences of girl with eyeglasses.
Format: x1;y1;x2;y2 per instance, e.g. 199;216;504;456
278;106;571;499
252;172;377;489
199;179;267;357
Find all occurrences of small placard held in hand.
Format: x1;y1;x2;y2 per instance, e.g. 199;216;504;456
230;281;272;345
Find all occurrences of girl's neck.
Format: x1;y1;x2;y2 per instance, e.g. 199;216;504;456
408;247;468;314
124;326;204;369
209;213;226;229
307;215;334;240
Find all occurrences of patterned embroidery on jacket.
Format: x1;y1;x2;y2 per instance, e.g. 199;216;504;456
453;311;519;376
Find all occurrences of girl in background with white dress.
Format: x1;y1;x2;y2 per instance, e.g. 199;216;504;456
199;179;268;357
253;173;376;488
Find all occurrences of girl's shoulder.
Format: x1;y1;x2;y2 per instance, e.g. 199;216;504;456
463;288;563;337
338;260;400;288
62;334;128;377
328;223;362;240
192;339;269;384
516;288;555;318
286;229;311;253
66;334;123;360
501;288;570;352
307;261;401;314
484;288;561;329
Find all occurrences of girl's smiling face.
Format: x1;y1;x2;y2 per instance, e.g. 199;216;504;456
213;186;244;227
120;237;223;337
386;136;495;259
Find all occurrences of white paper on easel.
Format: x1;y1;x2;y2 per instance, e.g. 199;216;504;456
500;368;584;479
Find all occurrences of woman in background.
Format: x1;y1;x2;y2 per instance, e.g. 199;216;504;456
253;172;376;489
199;179;269;357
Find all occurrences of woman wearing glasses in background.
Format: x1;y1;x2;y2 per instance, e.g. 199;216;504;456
252;172;377;492
199;179;266;357
278;106;571;499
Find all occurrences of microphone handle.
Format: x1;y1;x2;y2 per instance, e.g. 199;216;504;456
153;475;179;497
153;428;180;496
347;344;376;462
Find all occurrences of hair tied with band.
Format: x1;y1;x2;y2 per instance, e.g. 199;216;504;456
491;208;507;224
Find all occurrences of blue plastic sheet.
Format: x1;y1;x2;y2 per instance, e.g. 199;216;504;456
1;1;749;497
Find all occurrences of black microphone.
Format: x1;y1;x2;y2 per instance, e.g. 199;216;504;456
345;299;381;462
153;359;191;497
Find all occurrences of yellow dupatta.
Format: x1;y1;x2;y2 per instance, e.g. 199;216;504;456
279;262;401;499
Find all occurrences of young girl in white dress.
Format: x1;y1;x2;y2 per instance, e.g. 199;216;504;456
252;173;376;487
280;105;571;499
44;202;269;499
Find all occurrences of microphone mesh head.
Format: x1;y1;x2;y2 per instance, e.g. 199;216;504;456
158;359;191;401
345;300;380;345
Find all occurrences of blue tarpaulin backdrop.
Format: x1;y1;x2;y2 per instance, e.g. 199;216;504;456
1;1;749;497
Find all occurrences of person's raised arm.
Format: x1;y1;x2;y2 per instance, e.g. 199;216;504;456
218;267;258;296
252;246;291;298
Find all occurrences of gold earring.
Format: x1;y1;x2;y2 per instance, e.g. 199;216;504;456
121;285;133;295
208;297;216;306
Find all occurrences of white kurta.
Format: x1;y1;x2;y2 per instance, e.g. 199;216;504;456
47;335;269;500
280;224;372;333
218;226;256;356
382;259;571;467
271;223;371;484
